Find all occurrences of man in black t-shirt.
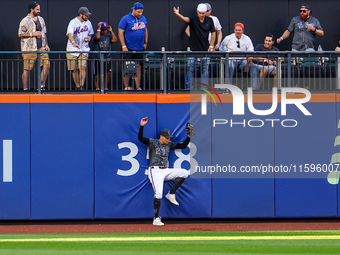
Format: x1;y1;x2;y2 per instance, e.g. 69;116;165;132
93;22;117;90
173;4;215;90
254;34;280;88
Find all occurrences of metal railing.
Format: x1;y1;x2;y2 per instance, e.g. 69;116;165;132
0;51;339;93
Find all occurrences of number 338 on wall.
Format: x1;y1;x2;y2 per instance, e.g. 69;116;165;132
116;142;198;176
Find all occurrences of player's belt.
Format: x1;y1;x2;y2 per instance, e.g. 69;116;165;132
151;166;166;169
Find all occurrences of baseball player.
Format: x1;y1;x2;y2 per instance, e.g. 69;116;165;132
138;117;195;226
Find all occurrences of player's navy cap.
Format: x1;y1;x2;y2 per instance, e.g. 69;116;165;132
78;6;92;16
101;22;108;30
131;2;144;10
160;129;173;138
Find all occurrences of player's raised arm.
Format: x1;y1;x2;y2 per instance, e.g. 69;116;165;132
139;117;149;145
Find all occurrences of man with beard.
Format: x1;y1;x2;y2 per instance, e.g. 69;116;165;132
66;7;94;90
277;4;324;51
18;1;50;91
118;2;148;90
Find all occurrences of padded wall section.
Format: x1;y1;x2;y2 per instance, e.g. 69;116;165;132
0;96;31;219
30;95;94;219
211;94;275;218
157;95;212;218
275;94;337;217
94;95;157;218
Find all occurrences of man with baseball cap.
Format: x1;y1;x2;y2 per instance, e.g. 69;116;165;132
277;3;324;51
185;3;222;50
138;117;193;226
174;3;216;90
18;1;50;91
93;21;118;90
66;6;94;90
118;2;148;90
219;22;259;88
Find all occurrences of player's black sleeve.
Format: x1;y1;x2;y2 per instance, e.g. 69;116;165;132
174;137;190;149
138;125;149;145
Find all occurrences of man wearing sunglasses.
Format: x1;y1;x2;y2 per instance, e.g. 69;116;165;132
277;4;324;51
219;22;259;88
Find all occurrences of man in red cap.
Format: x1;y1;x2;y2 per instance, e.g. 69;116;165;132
219;22;258;88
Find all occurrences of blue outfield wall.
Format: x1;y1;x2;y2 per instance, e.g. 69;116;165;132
0;93;339;220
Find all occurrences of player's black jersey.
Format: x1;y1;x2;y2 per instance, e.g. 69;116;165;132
148;139;177;167
138;125;190;167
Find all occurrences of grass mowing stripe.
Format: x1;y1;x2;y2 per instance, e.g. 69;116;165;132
1;235;340;242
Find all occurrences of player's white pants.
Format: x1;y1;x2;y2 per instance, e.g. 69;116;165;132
148;166;189;199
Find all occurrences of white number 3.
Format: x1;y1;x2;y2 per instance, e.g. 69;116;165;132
117;142;140;176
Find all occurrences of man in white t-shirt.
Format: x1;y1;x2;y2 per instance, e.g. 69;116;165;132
185;3;222;50
219;22;258;88
66;7;94;90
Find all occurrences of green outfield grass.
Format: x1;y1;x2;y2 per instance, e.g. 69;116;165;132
0;230;340;254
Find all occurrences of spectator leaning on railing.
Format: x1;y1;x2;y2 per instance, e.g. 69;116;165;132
277;4;324;51
18;1;50;91
66;7;94;90
118;2;148;90
185;3;222;50
173;3;215;90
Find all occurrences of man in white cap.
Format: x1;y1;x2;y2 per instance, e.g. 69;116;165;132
185;3;222;50
173;3;216;90
66;7;94;90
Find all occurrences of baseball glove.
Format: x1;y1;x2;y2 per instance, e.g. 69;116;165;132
186;123;195;137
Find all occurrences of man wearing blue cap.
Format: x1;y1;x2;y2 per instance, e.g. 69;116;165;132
118;2;148;90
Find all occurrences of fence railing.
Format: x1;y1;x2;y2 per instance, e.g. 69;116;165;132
1;51;340;93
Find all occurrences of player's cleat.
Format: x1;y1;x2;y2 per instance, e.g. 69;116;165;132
153;216;164;226
165;191;179;206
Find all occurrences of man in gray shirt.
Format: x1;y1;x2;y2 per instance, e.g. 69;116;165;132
277;4;324;51
138;117;191;226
